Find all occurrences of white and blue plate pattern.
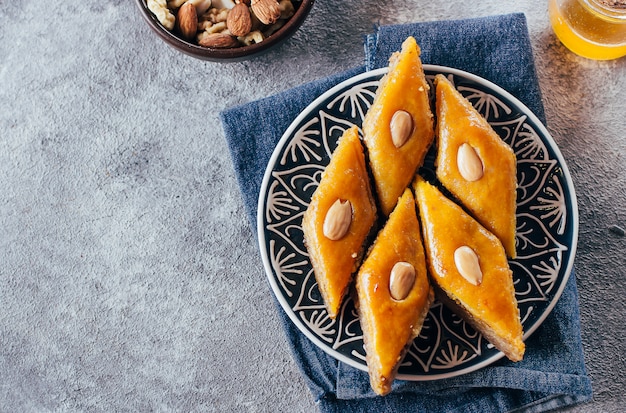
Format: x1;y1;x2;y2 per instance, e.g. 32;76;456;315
257;66;578;380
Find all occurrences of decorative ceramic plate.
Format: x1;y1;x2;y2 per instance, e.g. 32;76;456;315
257;65;578;380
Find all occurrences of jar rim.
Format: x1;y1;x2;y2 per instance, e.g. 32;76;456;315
585;0;626;20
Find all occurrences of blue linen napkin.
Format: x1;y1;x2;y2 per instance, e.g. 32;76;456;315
220;13;592;413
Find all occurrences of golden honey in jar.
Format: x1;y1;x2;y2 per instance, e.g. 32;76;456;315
549;0;626;60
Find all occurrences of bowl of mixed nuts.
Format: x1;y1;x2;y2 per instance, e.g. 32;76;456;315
136;0;314;61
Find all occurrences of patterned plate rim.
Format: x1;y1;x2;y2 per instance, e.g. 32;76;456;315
257;65;579;380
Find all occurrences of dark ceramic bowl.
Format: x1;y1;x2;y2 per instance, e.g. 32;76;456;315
135;0;314;62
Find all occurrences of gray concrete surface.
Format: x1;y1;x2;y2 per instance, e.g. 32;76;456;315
1;1;624;412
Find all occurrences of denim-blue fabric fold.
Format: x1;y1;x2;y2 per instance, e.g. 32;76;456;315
220;13;592;413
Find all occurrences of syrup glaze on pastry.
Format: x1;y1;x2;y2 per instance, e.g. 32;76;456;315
362;36;435;217
355;189;434;395
414;177;524;362
434;74;518;258
302;126;378;319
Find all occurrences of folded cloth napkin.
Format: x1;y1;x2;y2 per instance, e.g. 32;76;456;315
221;13;592;413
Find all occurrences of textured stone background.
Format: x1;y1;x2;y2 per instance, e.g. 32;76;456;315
1;1;624;412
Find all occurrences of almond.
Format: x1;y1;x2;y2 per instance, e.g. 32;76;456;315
198;32;239;48
390;110;413;148
454;246;483;286
389;261;416;301
250;0;281;25
227;3;253;37
323;199;352;241
176;2;198;40
457;143;484;182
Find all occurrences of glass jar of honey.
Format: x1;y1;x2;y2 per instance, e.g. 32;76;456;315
549;0;626;60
